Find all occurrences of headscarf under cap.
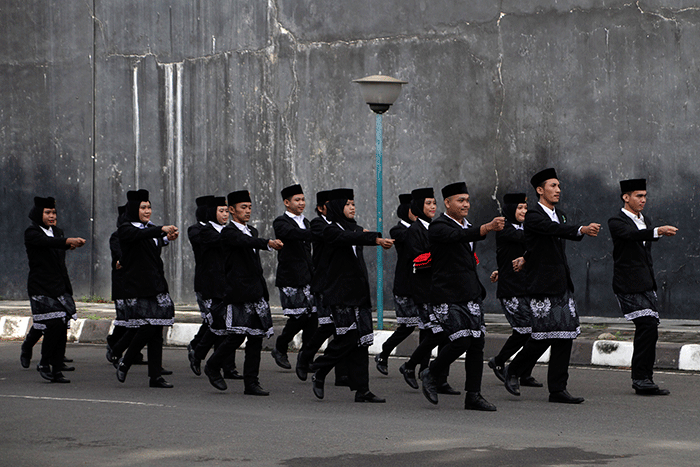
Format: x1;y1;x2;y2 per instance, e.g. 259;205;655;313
619;178;646;193
530;168;558;190
501;192;527;224
195;195;215;223
410;187;435;223
28;196;57;226
396;193;413;223
441;182;469;199
326;188;356;230
116;204;127;228
315;190;331;216
207;196;227;223
281;184;304;200
125;189;150;222
227;190;251;206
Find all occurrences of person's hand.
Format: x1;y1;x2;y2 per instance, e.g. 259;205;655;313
490;270;499;283
161;225;178;235
483;217;505;234
512;257;525;272
115;260;122;270
376;238;394;249
167;230;179;241
658;225;678;236
268;239;284;250
581;223;601;237
66;237;86;249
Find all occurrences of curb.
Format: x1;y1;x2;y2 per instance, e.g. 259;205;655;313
1;316;698;372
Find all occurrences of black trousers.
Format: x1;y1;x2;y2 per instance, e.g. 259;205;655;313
122;325;163;378
509;338;571;393
107;325;128;350
632;316;658;380
429;335;485;393
189;321;209;349
313;330;370;393
207;334;262;387
39;318;67;372
494;331;536;377
21;326;43;355
299;323;349;380
380;324;416;359
275;313;318;355
406;330;446;373
110;327;137;360
194;329;237;372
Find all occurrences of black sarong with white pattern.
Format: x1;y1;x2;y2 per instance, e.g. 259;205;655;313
426;304;444;334
529;291;580;340
329;305;373;346
225;298;274;338
279;284;316;317
616;291;660;323
29;294;76;330
316;294;334;326
417;303;432;330
500;297;533;334
394;295;421;327
117;293;175;327
196;292;227;336
432;299;486;341
112;299;135;328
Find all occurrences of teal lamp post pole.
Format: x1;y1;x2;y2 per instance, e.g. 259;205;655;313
353;75;407;330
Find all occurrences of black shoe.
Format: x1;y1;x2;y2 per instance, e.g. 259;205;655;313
488;357;505;383
149;376;173;388
37;364;54;382
520;376;543;387
503;365;520;396
399;363;418;389
296;362;309;382
464;392;497;411
20;352;31;369
312;374;324;399
160;367;172;376
204;365;227;391
63;356;73;363
223;369;243;380
375;354;389;375
633;379;669;395
134;352;147;365
116;359;129;383
420;369;438;405
244;383;270;396
58;363;75;372
334;376;351;387
549;390;585;404
51;372;70;384
271;348;292;369
436;382;461;395
106;346;115;365
188;349;201;376
355;391;386;403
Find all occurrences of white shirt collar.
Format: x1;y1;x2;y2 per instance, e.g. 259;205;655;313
209;220;224;233
621;207;646;229
285;210;306;229
40;225;54;237
321;214;331;224
232;220;251;236
400;220;411;228
419;218;430;230
444;213;471;229
512;222;524;231
539;202;559;223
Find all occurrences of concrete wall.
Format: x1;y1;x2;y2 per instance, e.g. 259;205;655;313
1;1;699;318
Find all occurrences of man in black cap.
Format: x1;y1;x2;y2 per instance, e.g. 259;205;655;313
419;182;504;411
503;168;600;404
271;184;317;372
608;178;677;396
24;196;86;383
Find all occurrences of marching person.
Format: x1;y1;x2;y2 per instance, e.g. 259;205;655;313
24;196;86;383
202;190;283;396
271;184;318;371
419;182;504;411
487;193;542;388
608;178;677;396
503;168;599;403
116;189;178;388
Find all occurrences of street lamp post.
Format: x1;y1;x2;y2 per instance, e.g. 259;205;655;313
353;74;407;330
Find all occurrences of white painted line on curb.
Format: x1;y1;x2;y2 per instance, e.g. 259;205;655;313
679;344;700;371
591;340;633;367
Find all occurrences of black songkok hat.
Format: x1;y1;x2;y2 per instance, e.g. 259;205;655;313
530;168;558;189
398;193;412;205
411;188;434;201
195;195;214;223
196;195;214;207
316;190;331;206
34;197;56;209
127;189;150;203
503;193;527;205
328;188;354;201
441;182;469;199
227;190;251;206
619;179;646;193
281;184;304;200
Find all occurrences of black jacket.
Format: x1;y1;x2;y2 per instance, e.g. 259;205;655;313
429;213;486;304
273;214;313;288
405;220;432;305
608;210;658;294
197;223;227;300
25;224;72;297
118;222;170;298
109;230;125;300
221;223;270;304
320;222;379;307
523;204;582;296
495;223;528;298
188;222;207;293
390;220;413;297
310;215;332;294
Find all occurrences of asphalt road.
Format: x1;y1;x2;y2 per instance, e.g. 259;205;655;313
1;341;698;467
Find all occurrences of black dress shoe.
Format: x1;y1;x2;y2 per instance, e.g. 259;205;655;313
355;391;386;403
420;369;438;405
296;363;309;381
312;374;324;399
244;383;270;396
20;352;31;369
436;382;461;395
106;346;115;365
204;365;227;391
160;367;173;376
374;354;389;375
63;356;73;363
271;348;292;369
334;376;351;387
503;365;520;396
488;357;505;383
149;377;173;388
223;369;244;380
633;379;669;395
549;390;585;404
116;359;129;383
37;364;54;382
399;363;418;389
464;392;497;411
520;376;543;387
59;363;75;372
51;372;70;384
188;349;201;376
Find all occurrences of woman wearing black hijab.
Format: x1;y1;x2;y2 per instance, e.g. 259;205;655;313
311;188;394;403
115;189;179;388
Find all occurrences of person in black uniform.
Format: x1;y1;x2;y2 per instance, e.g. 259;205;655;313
115;189;178;388
23;196;86;383
311;188;394;403
487;193;542;388
271;184;318;371
608;178;677;396
374;194;420;375
419;182;504;411
202;190;283;396
503;168;599;403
